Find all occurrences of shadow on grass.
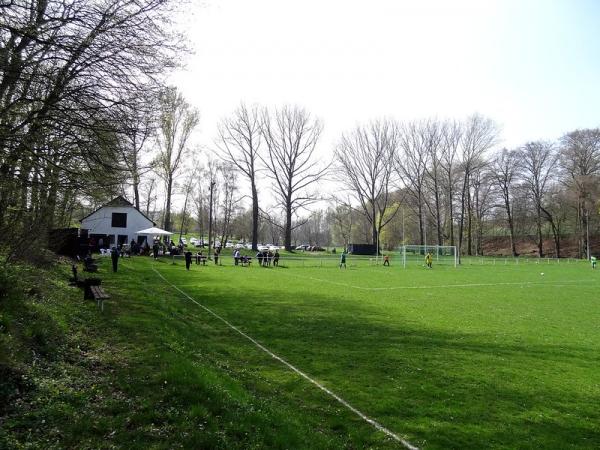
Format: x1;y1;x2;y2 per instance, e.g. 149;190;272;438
95;259;600;449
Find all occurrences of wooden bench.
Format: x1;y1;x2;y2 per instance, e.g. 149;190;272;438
90;285;110;311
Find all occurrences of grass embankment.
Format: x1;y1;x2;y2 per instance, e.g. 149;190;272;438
0;257;393;449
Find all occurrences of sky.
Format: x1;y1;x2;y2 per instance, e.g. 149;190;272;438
164;0;600;213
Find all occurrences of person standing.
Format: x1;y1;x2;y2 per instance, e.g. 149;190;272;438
383;255;390;266
273;250;280;267
339;251;347;269
214;248;219;265
152;242;159;260
184;250;192;270
425;252;432;269
592;256;597;269
111;246;120;272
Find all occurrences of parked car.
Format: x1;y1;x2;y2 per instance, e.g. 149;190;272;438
257;244;269;251
268;245;280;251
225;241;234;248
295;244;309;250
234;243;245;250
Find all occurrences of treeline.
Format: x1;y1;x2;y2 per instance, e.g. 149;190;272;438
156;112;600;259
2;3;599;260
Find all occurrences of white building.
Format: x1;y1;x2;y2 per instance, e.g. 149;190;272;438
80;196;155;248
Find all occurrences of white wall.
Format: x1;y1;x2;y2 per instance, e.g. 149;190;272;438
81;206;153;246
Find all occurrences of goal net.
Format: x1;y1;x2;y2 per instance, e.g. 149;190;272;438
400;245;457;268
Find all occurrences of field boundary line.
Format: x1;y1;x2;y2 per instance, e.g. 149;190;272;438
152;267;418;450
279;271;595;291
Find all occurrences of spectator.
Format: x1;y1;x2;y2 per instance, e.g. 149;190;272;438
273;250;280;267
184;250;192;270
111;246;120;272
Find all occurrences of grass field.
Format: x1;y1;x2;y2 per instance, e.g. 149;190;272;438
108;254;600;449
3;253;599;449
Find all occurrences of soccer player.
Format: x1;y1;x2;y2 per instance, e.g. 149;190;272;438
592;256;597;269
425;252;432;269
339;251;347;269
383;255;390;266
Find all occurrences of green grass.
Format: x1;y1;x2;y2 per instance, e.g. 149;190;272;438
2;255;600;449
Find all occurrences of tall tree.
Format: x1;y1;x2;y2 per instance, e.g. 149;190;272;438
457;114;499;257
335;119;400;246
440;120;462;246
519;141;557;257
216;103;262;250
397;120;431;246
260;105;328;251
155;87;199;232
559;128;600;258
490;148;521;256
117;94;157;209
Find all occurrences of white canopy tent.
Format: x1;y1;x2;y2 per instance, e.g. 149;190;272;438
136;227;173;236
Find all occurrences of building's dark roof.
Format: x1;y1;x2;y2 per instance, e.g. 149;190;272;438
79;195;156;226
104;195;133;207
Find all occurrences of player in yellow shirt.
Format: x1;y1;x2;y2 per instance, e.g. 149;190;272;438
425;252;432;269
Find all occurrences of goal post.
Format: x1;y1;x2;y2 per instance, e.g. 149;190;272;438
400;245;457;268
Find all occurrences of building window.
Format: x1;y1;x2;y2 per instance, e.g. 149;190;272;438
111;212;127;228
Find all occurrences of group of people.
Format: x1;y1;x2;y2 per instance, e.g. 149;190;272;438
255;249;280;267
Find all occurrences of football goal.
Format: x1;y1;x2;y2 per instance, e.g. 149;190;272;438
400;245;458;268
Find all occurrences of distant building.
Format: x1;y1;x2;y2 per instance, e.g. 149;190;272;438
80;196;155;248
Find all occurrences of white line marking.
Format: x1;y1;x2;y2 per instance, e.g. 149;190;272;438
279;271;596;291
152;267;418;450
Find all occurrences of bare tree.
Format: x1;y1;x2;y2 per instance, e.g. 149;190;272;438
559;128;600;258
335;119;400;247
440;120;462;246
117;95;157;209
178;167;198;242
490;148;521;256
216;103;262;250
218;163;240;248
260;105;328;251
519;141;557;257
205;158;220;251
457;114;499;257
396;120;430;246
155;87;199;232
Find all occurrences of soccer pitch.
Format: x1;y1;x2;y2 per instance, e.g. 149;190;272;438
114;256;600;449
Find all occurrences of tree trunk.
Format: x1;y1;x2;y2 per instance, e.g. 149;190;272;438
536;205;544;257
251;180;259;251
371;204;377;247
434;182;442;245
507;207;517;257
284;197;292;251
467;188;473;256
164;176;173;232
208;181;215;253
